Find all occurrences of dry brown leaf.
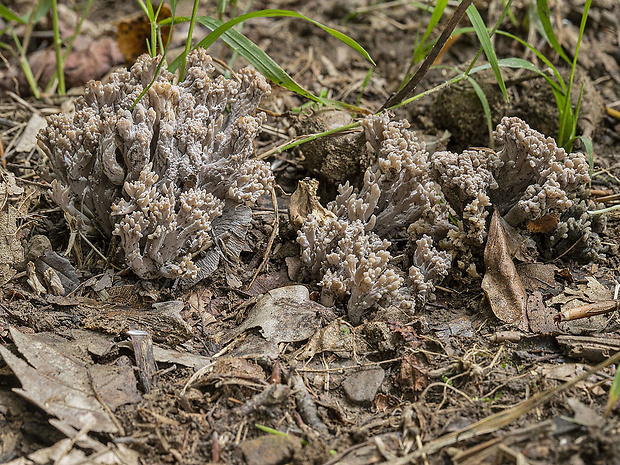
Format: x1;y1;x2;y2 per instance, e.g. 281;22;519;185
526;212;560;233
288;178;332;231
482;210;528;331
116;5;172;64
0;170;25;285
0;328;126;434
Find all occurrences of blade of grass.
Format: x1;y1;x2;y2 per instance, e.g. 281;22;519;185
356;67;373;107
413;0;449;63
169;9;374;73
467;76;494;148
535;0;570;64
31;0;52;23
605;365;620;416
167;16;324;105
558;0;591;147
393;56;553;111
131;0;177;109
495;30;566;93
10;27;40;98
0;4;24;23
44;0;94;93
50;0;65;95
466;4;508;102
178;0;199;80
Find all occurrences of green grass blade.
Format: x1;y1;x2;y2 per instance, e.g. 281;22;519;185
535;0;571;64
179;0;200;80
10;30;40;98
0;4;24;23
466;4;508;101
414;0;448;63
466;76;494;147
576;135;594;178
356;67;373;107
605;364;620;416
559;0;591;147
32;0;52;23
168;16;324;104
496;30;566;93
191;10;374;66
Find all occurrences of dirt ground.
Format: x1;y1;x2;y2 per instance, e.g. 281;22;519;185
1;0;620;464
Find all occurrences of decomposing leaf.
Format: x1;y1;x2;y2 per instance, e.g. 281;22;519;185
527;211;560;233
525;290;556;335
7;438;140;465
482;210;528;331
0;170;25;285
288;178;332;230
14;113;47;153
397;354;429;392
233;285;327;344
0;328;139;434
297;318;354;360
116;5;172;64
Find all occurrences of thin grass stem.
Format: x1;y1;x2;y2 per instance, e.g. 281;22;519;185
180;0;200;81
51;0;65;95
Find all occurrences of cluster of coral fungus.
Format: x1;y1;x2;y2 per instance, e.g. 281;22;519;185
38;49;596;323
38;49;273;279
296;114;593;323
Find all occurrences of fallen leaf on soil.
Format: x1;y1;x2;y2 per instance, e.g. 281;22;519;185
229;334;280;361
288;177;332;230
232;285;326;344
208;357;265;384
397;353;429;392
297;318;354;360
118;340;211;369
526;212;560;233
14;113;47;153
556;334;620;363
0;327;139;434
566;397;603;427
0;170;25;285
525;290;556;334
245;269;293;296
482;210;528;331
116;6;172;64
6;439;140;465
547;276;613;333
342;367;385;405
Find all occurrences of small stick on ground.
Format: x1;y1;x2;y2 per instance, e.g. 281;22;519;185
248;185;279;289
555;300;620;322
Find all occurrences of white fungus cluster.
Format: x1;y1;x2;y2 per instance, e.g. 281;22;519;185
39;49;273;278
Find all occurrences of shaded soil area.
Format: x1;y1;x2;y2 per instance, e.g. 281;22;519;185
1;0;620;464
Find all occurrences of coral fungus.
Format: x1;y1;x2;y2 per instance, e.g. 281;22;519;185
39;49;273;278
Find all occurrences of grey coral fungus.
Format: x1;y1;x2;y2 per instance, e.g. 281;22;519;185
39;49;273;278
431;117;590;244
297;113;452;323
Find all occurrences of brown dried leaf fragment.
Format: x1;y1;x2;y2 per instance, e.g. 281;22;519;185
482;210;528;331
289;178;332;231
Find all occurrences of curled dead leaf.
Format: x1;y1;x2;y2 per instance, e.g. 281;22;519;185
288;178;333;230
116;5;172;64
482;210;528;331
